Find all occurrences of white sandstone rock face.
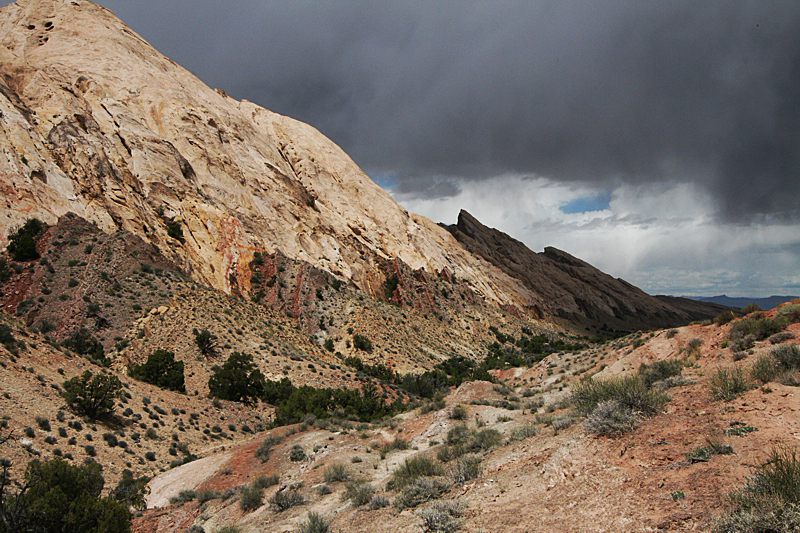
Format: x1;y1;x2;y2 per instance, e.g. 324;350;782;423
0;0;536;308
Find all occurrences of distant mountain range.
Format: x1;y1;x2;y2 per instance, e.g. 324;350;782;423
688;295;798;310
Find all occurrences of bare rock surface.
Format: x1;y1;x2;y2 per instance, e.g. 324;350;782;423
0;0;530;309
445;209;730;331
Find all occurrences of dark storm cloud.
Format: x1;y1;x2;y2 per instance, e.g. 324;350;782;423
79;1;800;220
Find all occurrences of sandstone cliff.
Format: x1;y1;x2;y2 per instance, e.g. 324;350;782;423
0;0;530;308
0;0;728;333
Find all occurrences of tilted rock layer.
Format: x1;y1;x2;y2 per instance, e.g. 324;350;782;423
0;0;529;307
445;210;731;331
0;0;726;330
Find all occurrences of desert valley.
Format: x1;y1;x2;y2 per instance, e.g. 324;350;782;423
1;1;799;532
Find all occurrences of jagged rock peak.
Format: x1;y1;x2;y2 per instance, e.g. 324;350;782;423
446;209;725;332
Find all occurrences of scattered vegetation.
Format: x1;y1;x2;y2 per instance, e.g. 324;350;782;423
269;488;304;512
61;328;108;366
715;446;800;532
323;463;351;483
6;218;44;262
129;350;185;393
0;457;131;533
751;344;800;384
729;314;788;343
240;486;264;512
416;500;466;533
194;328;218;356
62;370;124;420
208;352;267;405
342;480;375;507
255;434;285;462
394;477;451;510
391;456;444;490
686;435;734;462
297;512;330;533
709;365;750;402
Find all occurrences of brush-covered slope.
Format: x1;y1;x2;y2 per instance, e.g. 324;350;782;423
0;0;530;308
445;210;728;332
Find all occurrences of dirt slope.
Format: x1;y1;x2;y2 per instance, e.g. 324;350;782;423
129;308;800;533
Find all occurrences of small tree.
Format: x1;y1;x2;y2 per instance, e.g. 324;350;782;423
0;457;131;533
353;334;372;352
194;329;218;357
111;470;150;511
208;352;266;405
62;328;108;366
6;218;44;262
62;371;123;420
166;219;184;241
130;350;185;393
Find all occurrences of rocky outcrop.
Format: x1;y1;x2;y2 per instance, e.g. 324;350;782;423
0;0;531;309
444;210;726;332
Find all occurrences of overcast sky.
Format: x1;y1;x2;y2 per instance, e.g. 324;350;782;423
12;0;800;296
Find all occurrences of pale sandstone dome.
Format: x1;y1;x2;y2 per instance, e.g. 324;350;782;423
0;0;537;308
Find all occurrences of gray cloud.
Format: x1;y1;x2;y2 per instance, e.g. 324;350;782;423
84;0;800;223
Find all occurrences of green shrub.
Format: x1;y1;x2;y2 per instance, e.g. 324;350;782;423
130;350;185;393
342;480;374;506
194;329;217;356
166;219;183;241
638;360;683;388
170;490;196;504
416;500;465;533
709;366;751;402
776;304;800;323
449;405;467;420
255;434;284;462
449;454;482;484
297;512;330;533
253;475;280;489
769;331;795;344
715;446;800;532
470;429;503;452
323;463;351;483
195;489;221;503
62;370;123;420
730;316;788;342
62;328;107;365
368;494;390;509
771;344;800;370
289;444;306;462
742;303;762;315
208;352;266;405
508;423;537;442
752;354;780;384
752;344;800;385
570;375;668;417
240;486;264;512
35;417;50;432
715;311;736;326
352;334;372;352
393;477;450;510
445;425;471;447
391;456;444;490
686;436;734;462
583;400;639;437
6;218;44;262
111;469;150;510
269;488;304;512
0;457;130;532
